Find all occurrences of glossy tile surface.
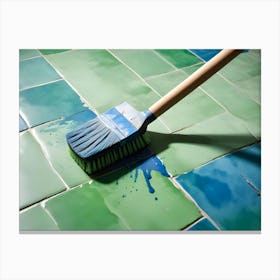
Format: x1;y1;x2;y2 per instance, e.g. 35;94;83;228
19;49;261;231
176;144;261;230
219;50;261;103
110;49;174;77
187;218;217;231
200;74;261;139
155;49;202;68
19;57;61;90
20;132;66;209
34;110;96;187
149;112;257;176
20;80;86;127
19;205;59;231
19;49;40;61
46;156;202;230
45;50;160;113
19;115;28;132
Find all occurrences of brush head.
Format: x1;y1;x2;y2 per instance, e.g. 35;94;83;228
66;102;155;174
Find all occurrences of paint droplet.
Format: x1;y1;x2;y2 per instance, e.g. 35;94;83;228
155;197;158;201
134;156;169;194
122;194;126;198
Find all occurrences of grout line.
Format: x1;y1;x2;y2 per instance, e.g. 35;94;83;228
30;128;70;190
200;87;260;140
199;86;230;113
20;55;42;62
188;49;207;62
107;49;163;99
41;54;100;115
42;205;60;227
107;49;174;132
20;78;64;91
170;177;222;231
152;49;178;70
181;217;205;230
144;68;185;80
241;175;261;196
173;141;261;179
168;111;226;134
217;72;261;105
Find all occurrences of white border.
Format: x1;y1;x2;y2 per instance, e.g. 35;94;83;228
1;1;279;279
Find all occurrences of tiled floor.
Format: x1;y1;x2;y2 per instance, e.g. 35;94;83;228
19;49;261;231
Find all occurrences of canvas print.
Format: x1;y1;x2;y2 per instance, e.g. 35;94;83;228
19;49;261;231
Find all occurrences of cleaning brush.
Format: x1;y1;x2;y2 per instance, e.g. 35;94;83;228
66;49;242;174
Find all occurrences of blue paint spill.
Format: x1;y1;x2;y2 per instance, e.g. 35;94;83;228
134;155;170;194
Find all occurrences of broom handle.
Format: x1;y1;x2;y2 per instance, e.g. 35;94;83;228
149;49;242;117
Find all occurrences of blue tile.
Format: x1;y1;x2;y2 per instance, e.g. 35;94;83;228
20;80;87;127
19;56;61;90
229;144;261;191
176;144;261;230
19;115;28;131
187;218;217;231
190;49;222;61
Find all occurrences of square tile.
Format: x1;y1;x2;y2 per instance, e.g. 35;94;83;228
19;204;59;231
110;49;174;77
175;145;261;230
45;50;161;113
19;49;40;61
19;56;61;90
155;49;202;68
149;112;257;176
45;154;202;231
34;110;97;187
20;80;87;127
20;131;66;209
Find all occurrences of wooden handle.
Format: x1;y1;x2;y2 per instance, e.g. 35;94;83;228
149;49;242;117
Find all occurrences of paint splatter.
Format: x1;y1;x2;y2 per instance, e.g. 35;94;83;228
134;155;169;194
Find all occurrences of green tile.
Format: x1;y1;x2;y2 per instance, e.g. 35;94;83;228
19;49;40;61
39;49;70;55
45;185;129;231
34;110;97;187
45;157;202;231
45;50;160;113
200;74;261;139
155;49;202;68
19;204;59;231
145;70;190;95
19;57;61;90
110;49;174;78
20;80;87;127
162;89;225;132
95;170;202;230
219;51;261;103
149;112;257;176
20;132;66;209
